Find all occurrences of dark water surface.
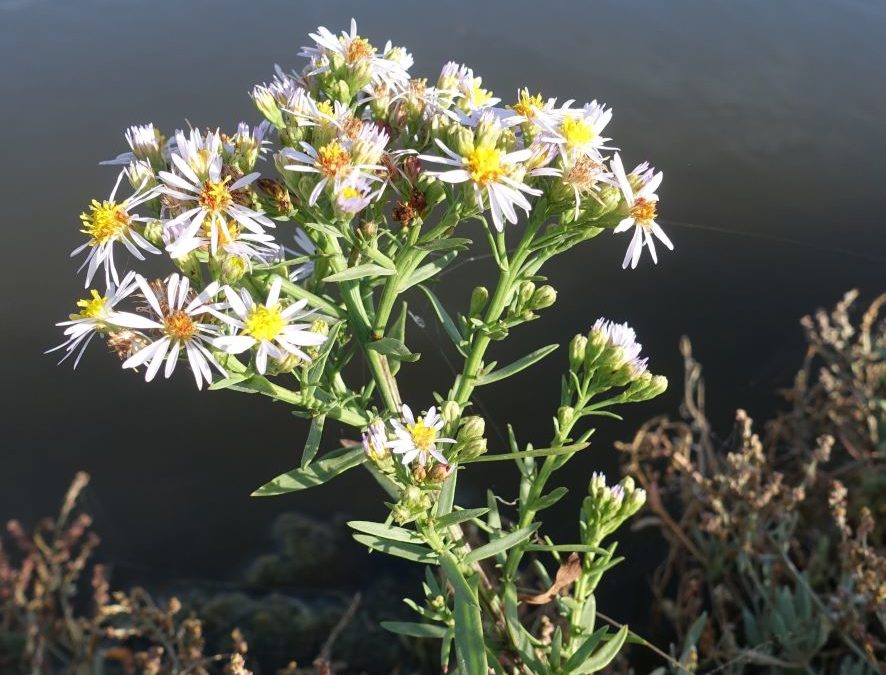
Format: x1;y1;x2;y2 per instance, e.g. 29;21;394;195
2;0;884;624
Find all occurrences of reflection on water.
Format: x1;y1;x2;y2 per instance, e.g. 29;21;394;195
1;0;884;614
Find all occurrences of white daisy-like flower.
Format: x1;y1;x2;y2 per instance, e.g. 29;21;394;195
100;123;167;168
419;132;541;232
171;128;225;180
47;271;141;368
387;405;456;467
300;19;411;93
592;317;648;376
213;276;328;375
538;100;614;161
361;419;389;460
281;137;382;207
72;171;160;288
158;149;274;258
610;154;673;270
558;155;617;218
334;172;376;215
438;61;500;113
224;121;271;170
113;274;227;389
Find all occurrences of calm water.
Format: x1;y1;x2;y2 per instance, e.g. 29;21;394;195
2;0;884;619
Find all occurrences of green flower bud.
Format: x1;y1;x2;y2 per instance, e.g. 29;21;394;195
469;286;489;317
431;594;446;610
173;252;200;280
253;88;285;129
441;400;461;425
474;116;502;148
142;220;164;248
330;79;351;104
220;255;248;285
569;334;589;372
447;124;475;157
265;351;302;375
529;285;557;310
557;405;575;431
421;178;447;209
517;281;536;307
585;328;608;368
457;438;487;461
457;416;485;441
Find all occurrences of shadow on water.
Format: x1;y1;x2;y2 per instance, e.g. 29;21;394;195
1;0;884;648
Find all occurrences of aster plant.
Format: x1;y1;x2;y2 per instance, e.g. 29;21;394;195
52;19;673;674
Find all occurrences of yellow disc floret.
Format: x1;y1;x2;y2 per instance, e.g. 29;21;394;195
408;419;438;451
631;198;658;226
163;310;198;341
72;290;108;321
344;36;376;64
512;89;544;119
561;115;595;149
466;145;504;186
316;141;351;177
243;304;285;342
199;177;233;213
80;200;132;245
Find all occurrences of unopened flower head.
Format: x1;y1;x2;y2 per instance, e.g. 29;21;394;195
591;317;648;376
73;171;160;288
611;153;673;269
362;419;389;461
101;123;167;169
111;274;226;389
48;271;141;368
213;276;328;375
388;404;455;467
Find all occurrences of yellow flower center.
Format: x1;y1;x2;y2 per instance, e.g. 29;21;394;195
408;419;437;451
202;218;240;246
316;141;351;177
512;89;544;119
243;304;285;341
339;185;361;200
80;200;131;245
631;198;658;226
199;177;233;213
73;290;108;320
163;310;197;341
344;36;375;64
466;145;504;186
561;115;595;149
469;80;494;106
316;100;335;117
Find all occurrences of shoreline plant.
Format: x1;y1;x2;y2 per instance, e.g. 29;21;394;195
51;20;673;673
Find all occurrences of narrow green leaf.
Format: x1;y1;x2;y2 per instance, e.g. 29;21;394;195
461;442;589;463
464;524;539;564
251;448;365;496
380;621;447;639
530;486;568;512
359;246;397;271
208;372;251;390
436;469;458;517
367;337;420;362
398;251;457;292
352;534;438;564
503;585;544;670
563;627;607;671
436;508;490;528
416;237;472;252
572;624;629;674
347;520;424;545
475;344;558;386
300;415;325;468
323;263;395;283
439;552;487;675
301;221;344;240
524;544;609;555
418;284;466;353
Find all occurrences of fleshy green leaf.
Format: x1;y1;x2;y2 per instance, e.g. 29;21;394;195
563;627;607;671
439;552;488;675
380;621;448;639
461;442;589;463
416;237;472;252
347;520;424;545
323;263;395;283
418;284;466;353
436;508;490;528
570;625;629;674
530;486;568;512
367;337;420;362
300;415;325;468
464;524;539;564
398;251;457;292
352;534;438;564
436;469;458;517
251;448;365;496
475;344;559;386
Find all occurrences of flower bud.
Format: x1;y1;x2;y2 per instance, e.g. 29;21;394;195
428;463;454;483
252;86;285;129
457;416;485;441
529;285;557;311
447;125;475;158
457;438;487;461
585;328;608;367
517;281;536;307
569;334;588;372
220;255;248;285
469;286;489;317
412;465;428;482
266;352;302;375
557;405;575;431
474;117;502;148
142;220;164;248
173;253;200;279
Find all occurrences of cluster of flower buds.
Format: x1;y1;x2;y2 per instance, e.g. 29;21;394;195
580;473;647;545
449;415;488;462
567;318;668;402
